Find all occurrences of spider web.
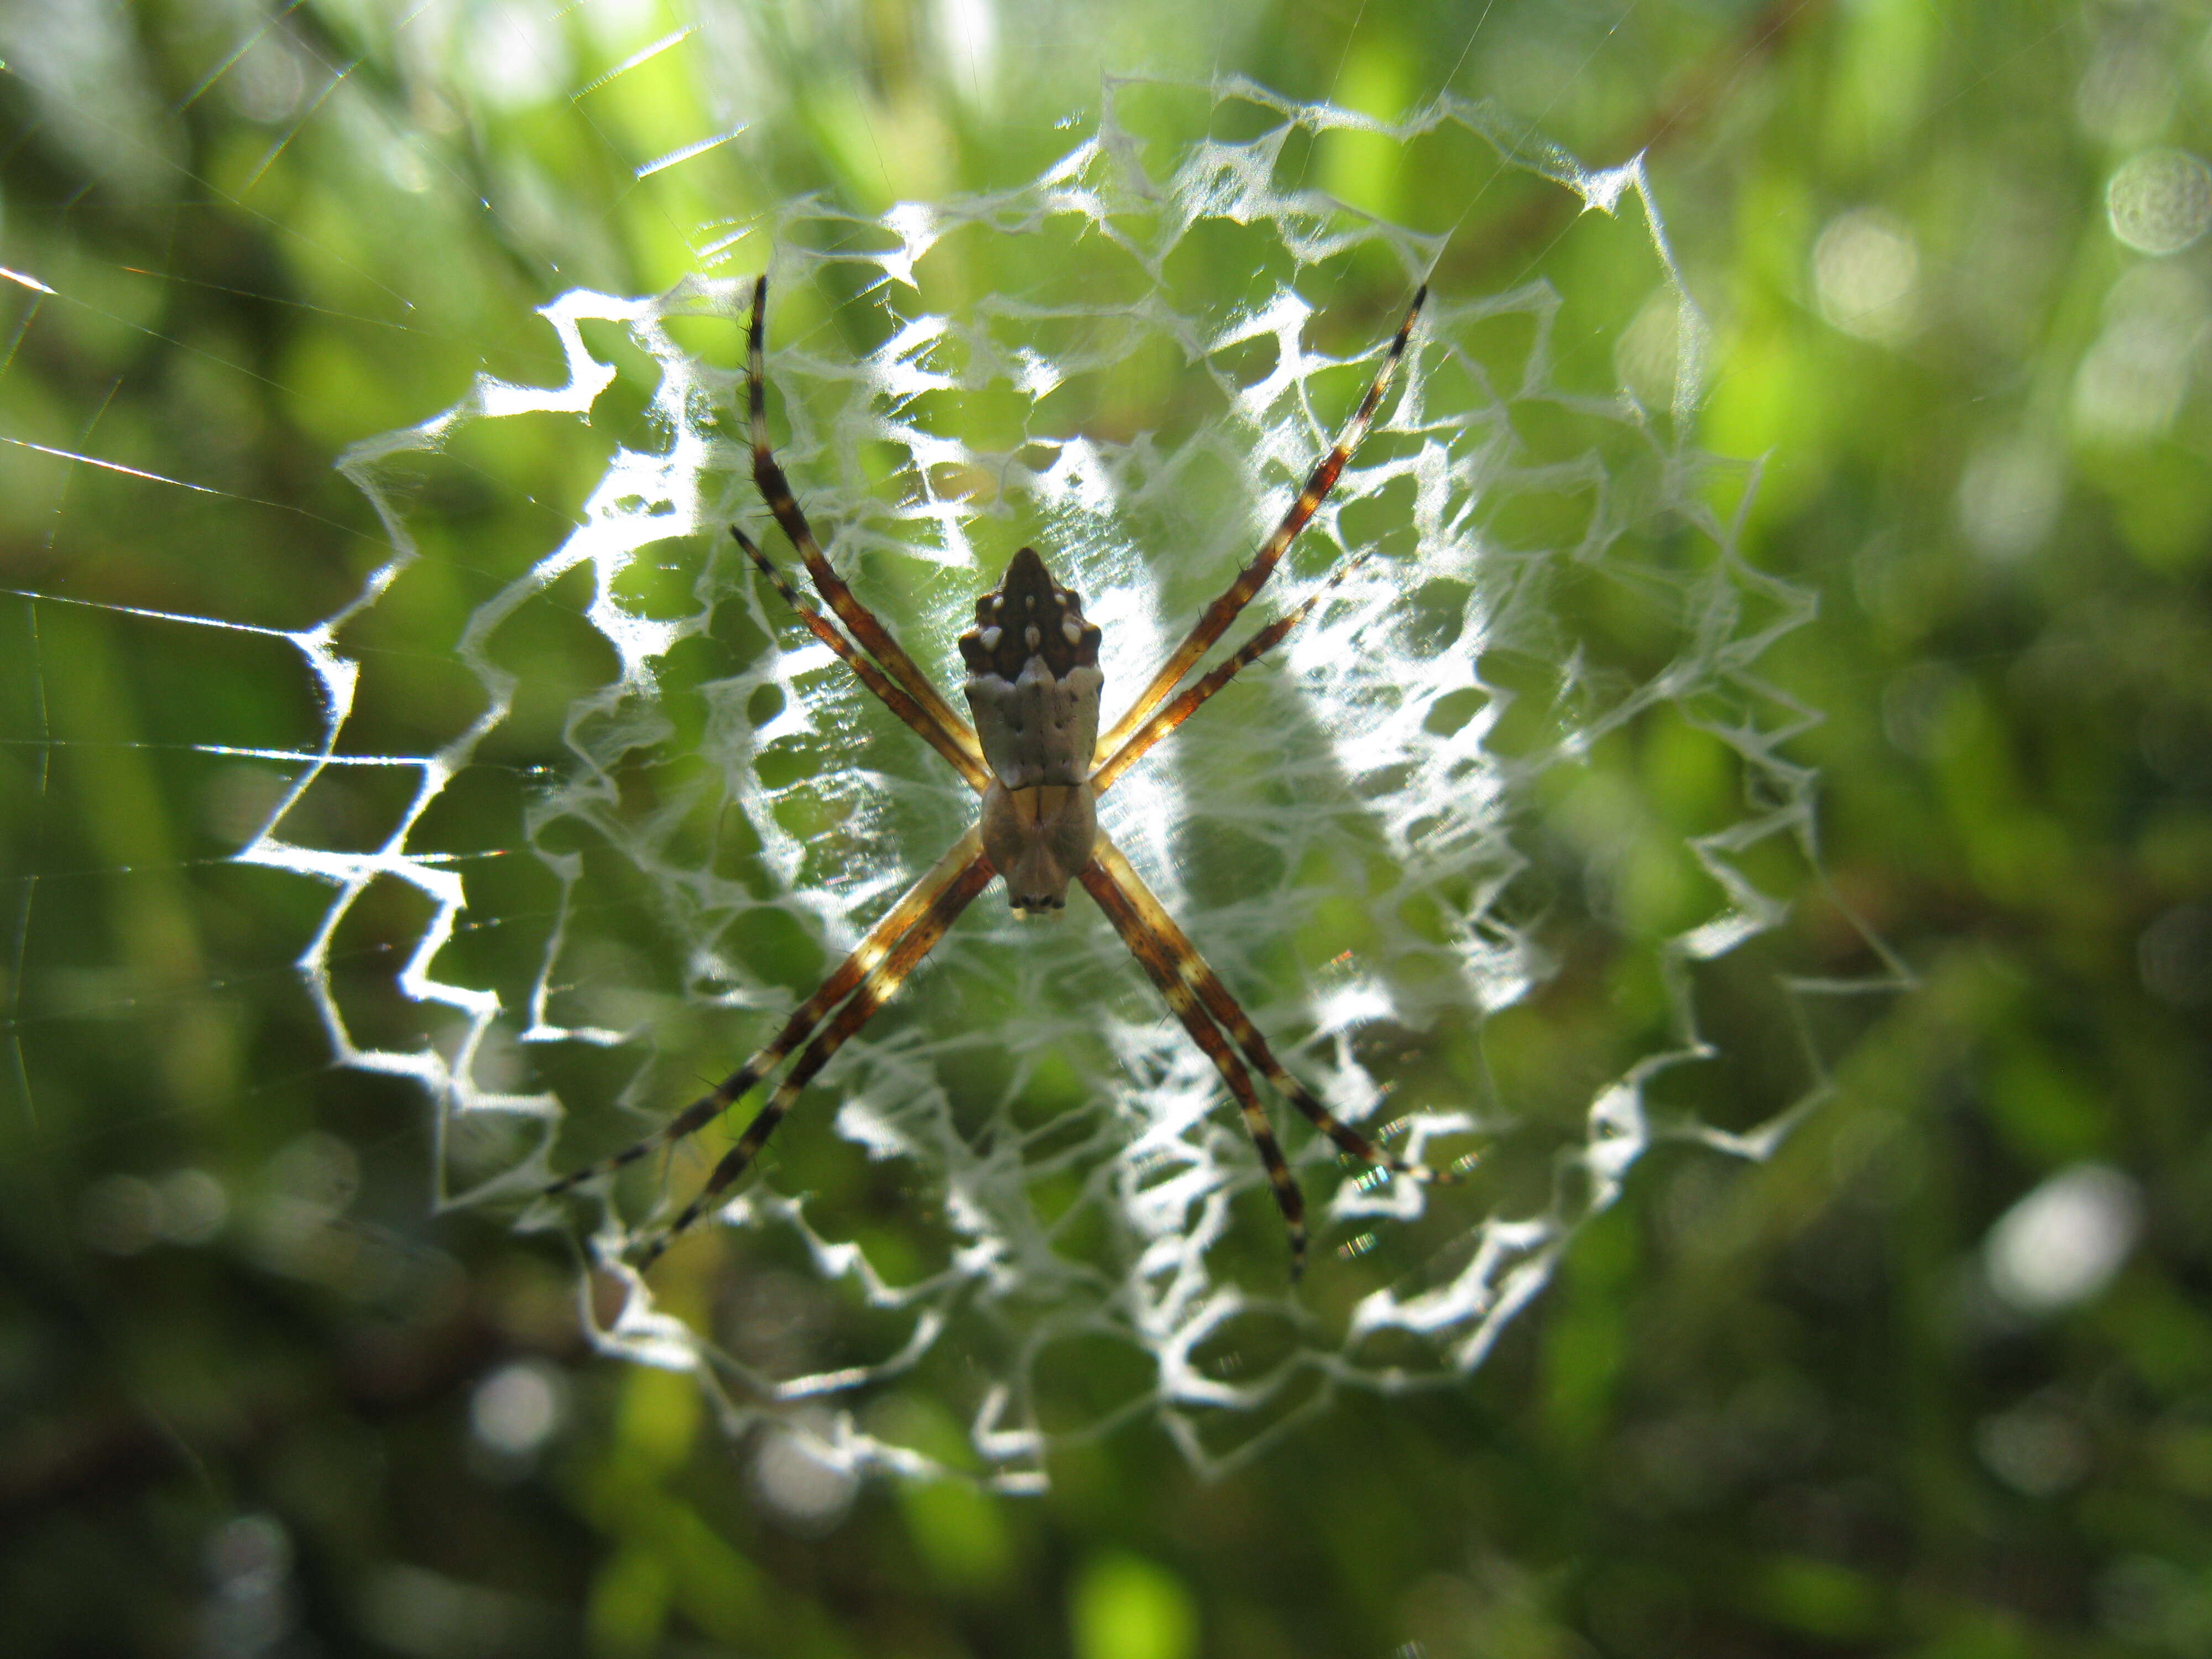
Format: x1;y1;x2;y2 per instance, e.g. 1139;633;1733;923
323;77;1855;1488
1;12;1884;1493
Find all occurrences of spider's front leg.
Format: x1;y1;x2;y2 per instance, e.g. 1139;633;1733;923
1079;855;1313;1275
953;544;1421;1276
541;829;990;1209
632;837;998;1267
1090;836;1453;1185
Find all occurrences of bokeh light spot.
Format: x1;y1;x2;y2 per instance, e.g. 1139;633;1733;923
1813;209;1919;342
1984;1164;2142;1315
470;1360;566;1457
2106;149;2212;254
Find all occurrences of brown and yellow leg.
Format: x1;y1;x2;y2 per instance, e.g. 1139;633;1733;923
1091;836;1454;1184
1079;857;1309;1277
544;828;985;1199
635;845;998;1267
747;276;983;766
732;526;990;793
1089;549;1377;794
1095;286;1425;759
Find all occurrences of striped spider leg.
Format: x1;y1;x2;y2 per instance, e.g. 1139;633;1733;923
545;276;1443;1276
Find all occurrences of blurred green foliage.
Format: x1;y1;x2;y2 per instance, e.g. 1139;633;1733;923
3;1;2211;1656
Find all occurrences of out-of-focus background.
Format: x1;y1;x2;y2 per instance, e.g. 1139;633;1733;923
4;1;2210;1655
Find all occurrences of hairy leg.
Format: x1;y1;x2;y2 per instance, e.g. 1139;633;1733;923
1089;549;1376;793
733;526;990;793
635;845;998;1266
1095;286;1425;761
545;828;986;1198
748;276;983;768
1092;835;1454;1185
1079;855;1310;1277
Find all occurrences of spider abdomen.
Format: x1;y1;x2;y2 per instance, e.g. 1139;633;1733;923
964;653;1102;789
961;546;1105;912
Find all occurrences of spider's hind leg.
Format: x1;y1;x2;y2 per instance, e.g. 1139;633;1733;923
746;276;983;769
1095;285;1426;761
1089;547;1379;795
733;526;990;792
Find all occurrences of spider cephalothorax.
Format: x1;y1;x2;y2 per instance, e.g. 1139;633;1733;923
959;546;1104;915
547;274;1455;1277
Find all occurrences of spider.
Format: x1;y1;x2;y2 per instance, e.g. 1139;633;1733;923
547;275;1452;1277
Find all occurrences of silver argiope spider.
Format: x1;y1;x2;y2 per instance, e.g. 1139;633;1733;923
548;275;1452;1277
